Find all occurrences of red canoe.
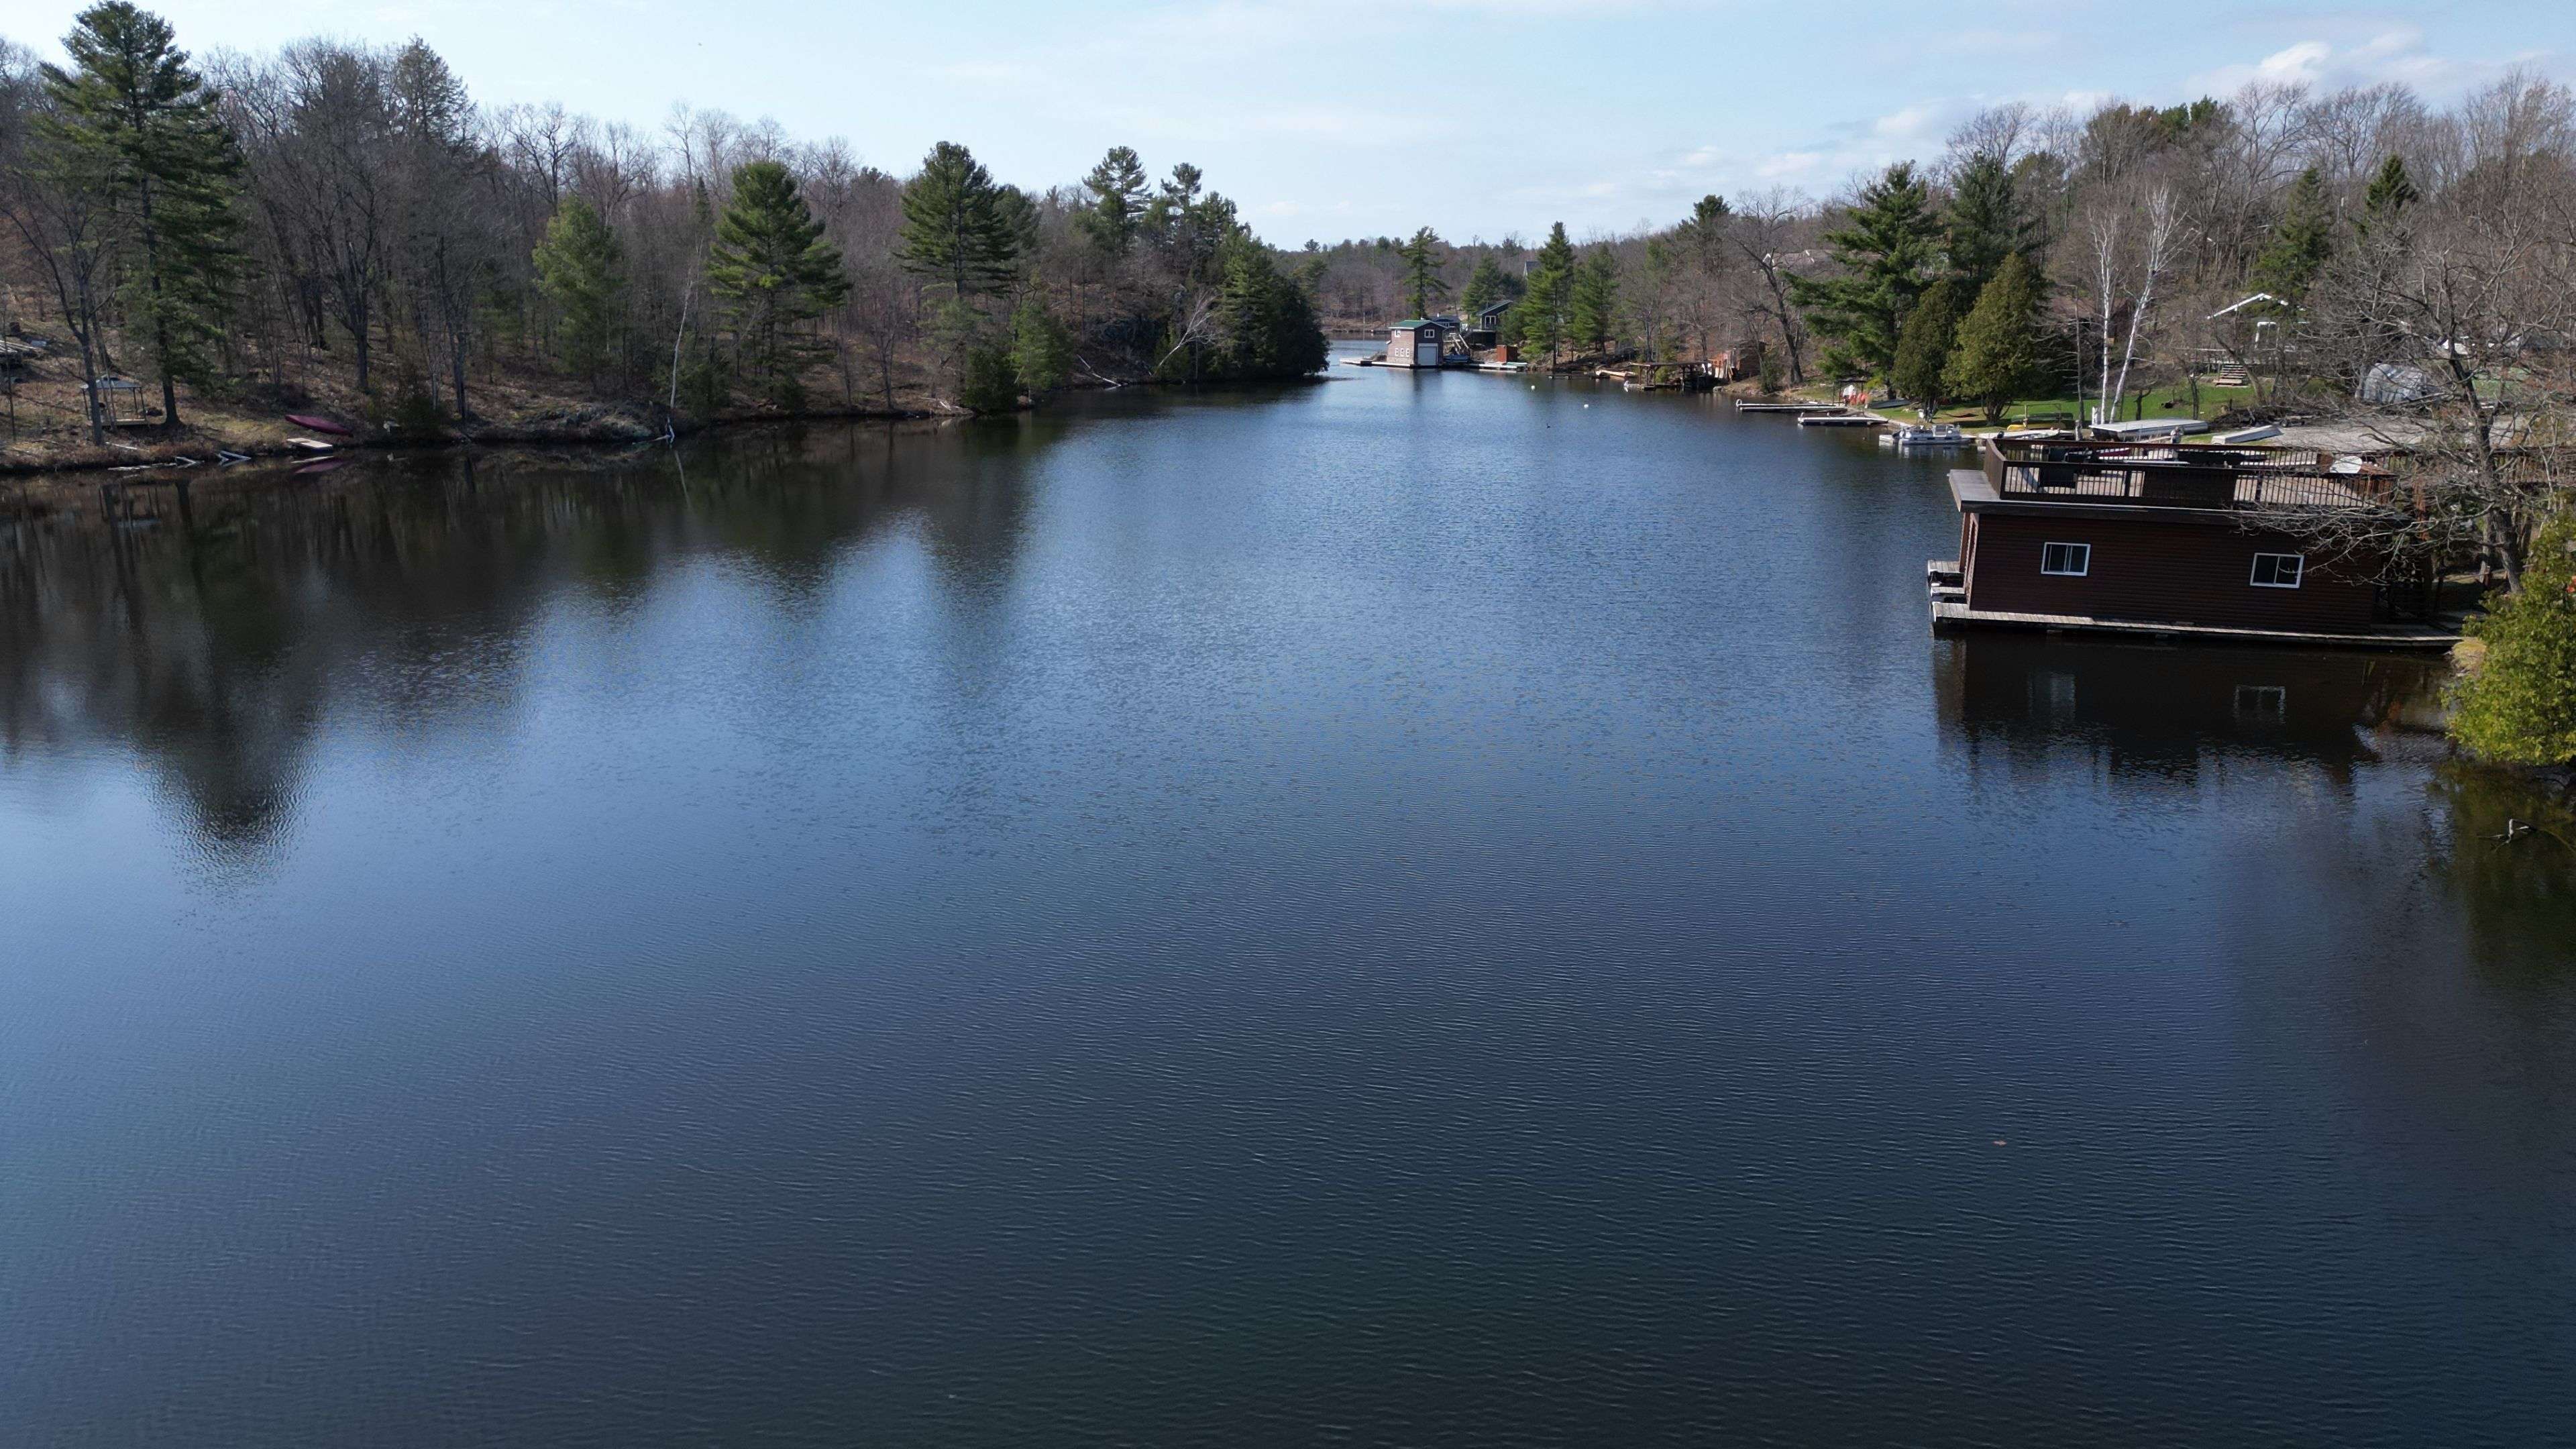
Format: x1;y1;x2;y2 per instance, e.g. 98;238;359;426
285;413;352;435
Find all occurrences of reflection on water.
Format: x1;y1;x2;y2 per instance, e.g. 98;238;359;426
3;376;2571;1447
1935;631;2570;978
0;423;1053;873
1935;632;2448;782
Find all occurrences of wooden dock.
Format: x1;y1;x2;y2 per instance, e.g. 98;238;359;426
1733;399;1845;413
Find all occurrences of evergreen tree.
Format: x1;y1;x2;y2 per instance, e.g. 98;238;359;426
1148;162;1234;287
41;2;242;431
898;141;1022;299
2449;520;2576;765
1211;237;1326;382
1532;221;1577;278
1678;194;1731;270
1012;299;1073;396
708;160;850;408
2355;154;2420;243
1397;227;1449;317
958;342;1021;413
1512;267;1565;362
1943;254;2047;425
1566;248;1621;356
1788;161;1941;380
2253;167;2336;306
532;198;626;386
1942;152;2028;298
1890;278;1963;417
1505;222;1579;363
1458;254;1519;317
1075;145;1148;259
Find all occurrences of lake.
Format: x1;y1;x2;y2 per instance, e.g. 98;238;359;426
4;354;2572;1446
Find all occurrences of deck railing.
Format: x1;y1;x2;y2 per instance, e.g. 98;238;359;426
1978;437;2394;513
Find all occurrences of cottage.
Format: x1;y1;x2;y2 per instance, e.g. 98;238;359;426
1385;319;1446;370
1931;438;2449;646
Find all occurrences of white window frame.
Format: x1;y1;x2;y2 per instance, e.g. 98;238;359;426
2040;542;2091;577
2249;552;2305;589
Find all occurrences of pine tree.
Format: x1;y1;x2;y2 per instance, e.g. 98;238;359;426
532;198;626;386
708;160;850;408
1012;299;1073;396
1075;145;1148;259
1148;162;1234;288
1942;152;2028;298
1943;254;2047;425
1678;194;1730;271
2253;167;2337;307
41;2;242;432
1565;248;1621;356
1890;278;1962;417
1212;237;1326;382
897;141;1022;299
1397;227;1449;318
1788;161;1941;381
1458;254;1519;316
1508;223;1579;364
2355;155;2420;244
1532;221;1577;278
1512;267;1565;362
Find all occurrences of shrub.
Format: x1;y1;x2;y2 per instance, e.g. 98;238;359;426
2450;521;2576;766
958;343;1022;414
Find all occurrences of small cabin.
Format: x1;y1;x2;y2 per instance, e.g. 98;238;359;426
1935;438;2428;642
1464;301;1513;347
1386;319;1446;370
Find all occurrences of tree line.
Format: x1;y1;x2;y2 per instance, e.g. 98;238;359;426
1330;74;2575;425
1309;75;2576;762
0;4;1328;444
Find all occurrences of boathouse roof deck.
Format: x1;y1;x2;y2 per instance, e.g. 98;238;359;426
1975;437;2395;513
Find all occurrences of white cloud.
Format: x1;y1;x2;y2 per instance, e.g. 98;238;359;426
2190;27;2493;97
2258;40;2334;83
1873;104;1943;138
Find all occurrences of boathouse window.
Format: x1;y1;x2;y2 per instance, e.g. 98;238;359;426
2040;542;2090;576
2250;553;2304;588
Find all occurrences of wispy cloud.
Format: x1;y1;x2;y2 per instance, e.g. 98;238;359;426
2188;26;2506;95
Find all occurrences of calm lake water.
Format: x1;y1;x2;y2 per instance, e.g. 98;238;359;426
5;352;2573;1446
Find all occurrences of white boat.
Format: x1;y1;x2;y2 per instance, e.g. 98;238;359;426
2212;424;2281;444
1885;422;1970;447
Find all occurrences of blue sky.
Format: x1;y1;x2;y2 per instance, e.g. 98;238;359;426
9;1;2572;243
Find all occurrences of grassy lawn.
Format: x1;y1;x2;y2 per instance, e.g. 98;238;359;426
1786;380;2263;427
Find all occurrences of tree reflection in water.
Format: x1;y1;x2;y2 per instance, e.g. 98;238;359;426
0;421;1041;877
1935;631;2570;979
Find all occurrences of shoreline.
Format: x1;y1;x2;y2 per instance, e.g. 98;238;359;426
0;373;1338;502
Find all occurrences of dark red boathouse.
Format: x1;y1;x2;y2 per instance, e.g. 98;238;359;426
1932;438;2449;647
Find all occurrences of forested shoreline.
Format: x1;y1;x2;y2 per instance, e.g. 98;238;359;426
0;4;1328;466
